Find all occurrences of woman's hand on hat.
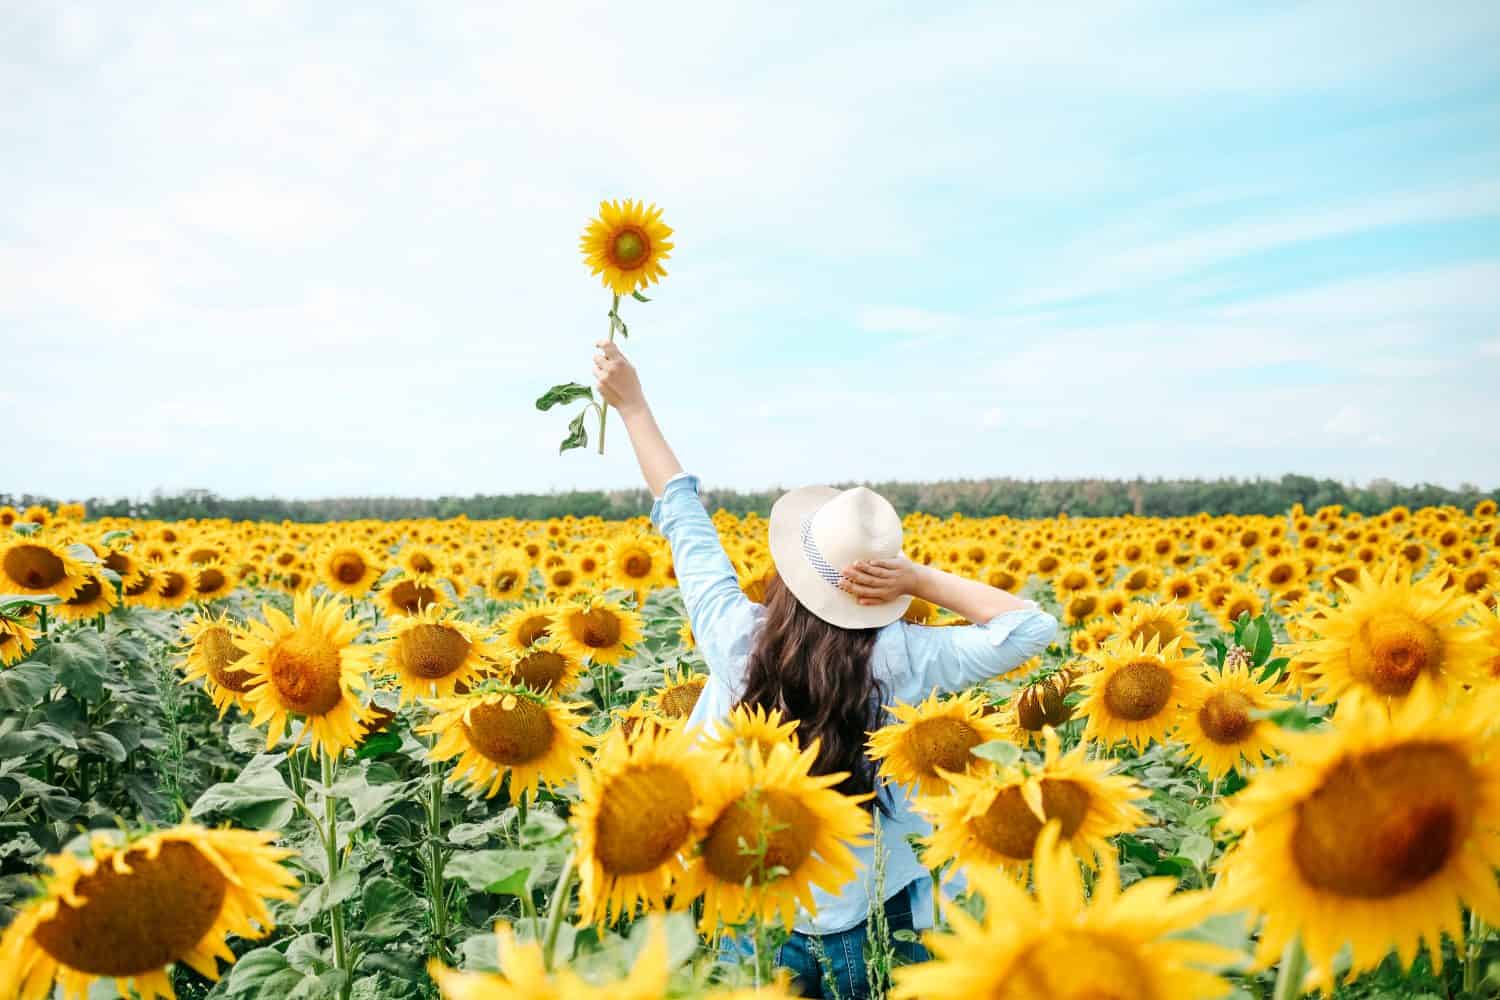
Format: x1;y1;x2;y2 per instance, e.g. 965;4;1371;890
838;556;920;606
593;340;646;415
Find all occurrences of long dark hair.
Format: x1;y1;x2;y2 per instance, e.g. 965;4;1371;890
737;573;887;810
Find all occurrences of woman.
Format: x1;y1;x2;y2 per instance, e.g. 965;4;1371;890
592;340;1057;998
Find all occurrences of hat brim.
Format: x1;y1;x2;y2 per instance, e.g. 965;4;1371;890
768;485;912;630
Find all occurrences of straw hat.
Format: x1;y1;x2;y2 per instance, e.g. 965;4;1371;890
768;485;912;629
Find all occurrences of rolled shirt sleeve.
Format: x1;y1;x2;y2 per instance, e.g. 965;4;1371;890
899;603;1059;697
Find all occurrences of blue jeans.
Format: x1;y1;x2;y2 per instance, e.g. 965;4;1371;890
720;880;931;999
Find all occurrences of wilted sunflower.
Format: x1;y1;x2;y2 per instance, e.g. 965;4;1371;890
378;605;498;704
579;199;674;296
178;613;256;717
867;689;1007;796
0;539;88;600
0;826;297;1000
894;824;1233;1000
914;727;1147;873
380;574;447;617
608;534;662;599
1218;685;1500;989
557;596;642;666
238;591;376;758
485;553;531;602
420;687;591;802
655;667;707;719
429;917;668;1000
1296;563;1488;708
0;613;39;666
318;544;382;597
51;569;119;623
680;740;870;933
573;725;709;923
503;636;584;693
497;599;560;657
1177;661;1287;779
1113;599;1198;651
706;703;800;763
1078;635;1208;751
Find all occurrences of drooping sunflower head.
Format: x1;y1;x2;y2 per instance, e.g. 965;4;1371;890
0;825;297;1000
0;613;39;667
179;612;257;716
0;539;88;600
1079;634;1209;752
237;591;376;758
579;199;674;296
705;703;800;764
654;667;707;719
557;596;643;667
867;689;1007;796
572;725;708;924
1218;685;1500;989
319;543;382;597
420;686;592;803
682;740;871;933
378;605;499;704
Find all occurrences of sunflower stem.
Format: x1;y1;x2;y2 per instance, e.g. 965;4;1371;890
321;751;352;1000
428;756;450;961
596;293;621;455
1465;910;1486;995
541;850;578;971
1270;936;1308;1000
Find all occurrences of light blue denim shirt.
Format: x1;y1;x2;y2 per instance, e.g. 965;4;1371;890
650;472;1059;935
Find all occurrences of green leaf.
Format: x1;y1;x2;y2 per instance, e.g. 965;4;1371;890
49;630;109;701
65;542;99;565
359;877;424;942
969;739;1022;767
0;593;58;615
535;383;595;412
560;409;590;453
609;312;630;339
1257;656;1290;683
460;932;504;972
0;661;54;710
191;754;296;829
224;947;307;997
446;849;535;895
100;530;133;546
355;730;402;759
1250;615;1275;665
1178;832;1214;868
293;866;360;923
630;290;651;302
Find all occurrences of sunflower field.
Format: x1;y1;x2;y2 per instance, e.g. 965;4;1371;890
2;497;1500;1000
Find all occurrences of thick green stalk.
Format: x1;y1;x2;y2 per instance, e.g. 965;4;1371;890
1465;910;1486;995
322;751;352;1000
541;852;578;971
428;759;450;960
1270;936;1307;1000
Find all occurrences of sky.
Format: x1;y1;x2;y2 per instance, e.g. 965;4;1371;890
4;0;1500;501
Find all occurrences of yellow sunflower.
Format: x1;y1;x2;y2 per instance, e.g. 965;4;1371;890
178;613;256;717
1217;684;1500;989
867;689;1007;796
0;539;88;600
914;727;1147;873
1296;563;1488;708
0;613;39;666
497;599;561;657
148;562;196;610
572;725;709;923
1214;582;1264;630
655;667;707;719
705;703;800;764
557;596;642;667
378;605;499;704
318;544;382;597
100;547;147;592
1477;602;1500;678
607;534;662;600
680;740;871;933
191;559;238;602
380;574;447;617
1078;635;1209;751
1177;662;1288;779
420;687;592;802
429;917;668;1000
894;824;1233;1000
503;636;585;694
0;826;297;1000
238;591;376;758
579;199;674;296
1113;599;1198;651
51;568;119;623
484;552;531;603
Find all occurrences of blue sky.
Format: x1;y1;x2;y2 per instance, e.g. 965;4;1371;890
4;1;1499;500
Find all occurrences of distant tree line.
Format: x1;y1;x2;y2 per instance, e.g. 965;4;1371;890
5;475;1497;524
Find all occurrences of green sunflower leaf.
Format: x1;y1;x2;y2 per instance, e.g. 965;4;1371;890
630;290;651;302
536;383;595;412
560;409;590;453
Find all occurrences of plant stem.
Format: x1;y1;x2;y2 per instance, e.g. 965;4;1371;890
1270;936;1307;1000
596;293;621;455
428;758;450;960
541;851;578;971
322;751;352;1000
1465;909;1486;995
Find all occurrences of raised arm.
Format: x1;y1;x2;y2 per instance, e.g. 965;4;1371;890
593;339;682;495
840;557;1031;622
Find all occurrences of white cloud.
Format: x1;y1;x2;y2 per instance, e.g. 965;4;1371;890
1482;340;1500;356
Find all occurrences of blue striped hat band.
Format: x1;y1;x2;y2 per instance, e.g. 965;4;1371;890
799;512;843;588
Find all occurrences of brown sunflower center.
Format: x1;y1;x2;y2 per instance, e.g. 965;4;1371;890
1291;742;1474;899
199;626;254;692
570;609;622;649
32;840;228;976
515;614;551;647
1352;612;1443;696
388;579;439;614
702;788;818;885
969;779;1092;861
463;697;555;764
1197;690;1254;744
511;649;569;690
610;228;649;268
125;571;155;597
4;545;66;590
103;552;133;577
1127;619;1179;649
408;552;436;573
622;551;653;578
593;763;696;876
1123;568;1151;591
268;633;344;715
196;568;227;594
906;717;982;779
1101;660;1173;722
658;676;706;718
1268;564;1293;585
399;623;471;680
66;577;103;607
492;569;520;593
332;553;367;585
157;571;188;600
